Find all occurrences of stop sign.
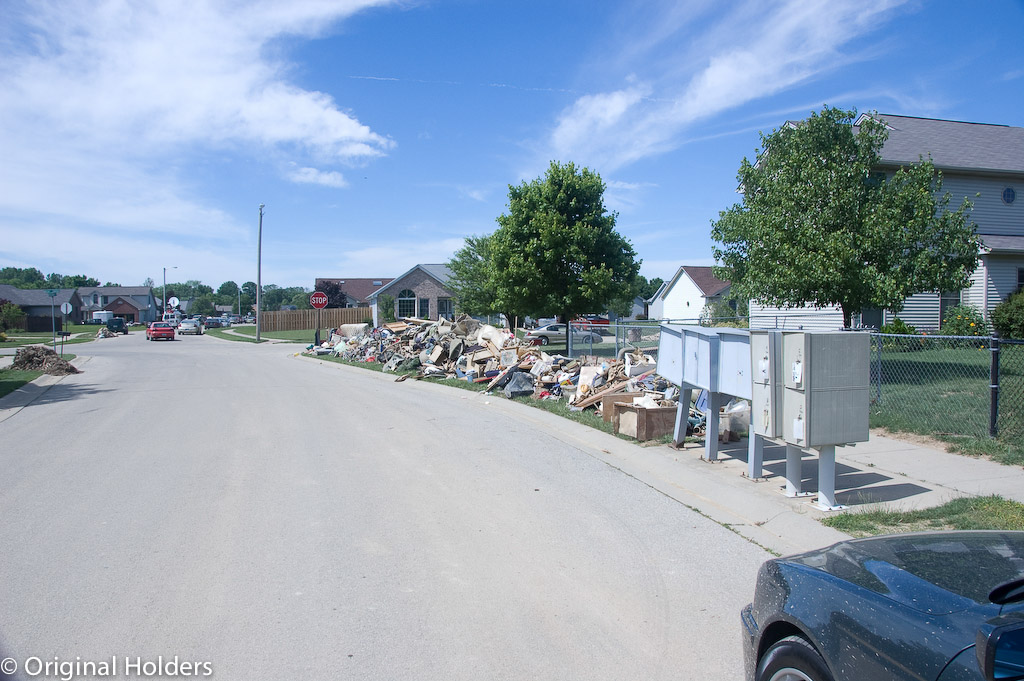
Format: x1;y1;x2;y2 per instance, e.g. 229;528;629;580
310;292;328;309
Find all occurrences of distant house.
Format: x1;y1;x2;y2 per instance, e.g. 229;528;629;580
314;277;394;308
648;266;731;322
367;265;454;326
749;113;1024;330
79;286;158;324
0;285;84;330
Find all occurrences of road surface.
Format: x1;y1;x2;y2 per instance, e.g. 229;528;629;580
0;332;769;680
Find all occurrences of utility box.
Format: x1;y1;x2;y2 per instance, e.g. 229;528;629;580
656;325;750;398
749;330;783;438
780;331;870;447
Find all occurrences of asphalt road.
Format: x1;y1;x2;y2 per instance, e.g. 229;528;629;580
0;331;770;681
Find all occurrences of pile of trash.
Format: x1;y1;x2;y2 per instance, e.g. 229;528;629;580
96;327;116;338
10;346;80;375
305;315;677;417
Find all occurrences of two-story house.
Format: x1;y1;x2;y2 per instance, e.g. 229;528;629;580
78;286;159;324
749;114;1024;330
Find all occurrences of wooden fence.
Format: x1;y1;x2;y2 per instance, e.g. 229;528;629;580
259;307;372;332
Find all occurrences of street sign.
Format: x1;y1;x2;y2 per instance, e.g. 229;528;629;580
46;289;59;297
60;302;73;314
310;292;328;309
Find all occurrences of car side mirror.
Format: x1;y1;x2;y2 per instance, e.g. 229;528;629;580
977;616;1024;680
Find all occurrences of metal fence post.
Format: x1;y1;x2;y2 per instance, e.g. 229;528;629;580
874;333;883;405
990;333;1001;438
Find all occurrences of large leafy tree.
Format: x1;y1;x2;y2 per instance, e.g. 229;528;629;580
711;106;979;326
314;280;349;308
447;233;526;325
490;161;640;330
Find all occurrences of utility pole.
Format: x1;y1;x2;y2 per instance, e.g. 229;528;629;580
256;203;264;343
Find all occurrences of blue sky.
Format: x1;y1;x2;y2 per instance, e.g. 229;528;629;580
2;0;1023;290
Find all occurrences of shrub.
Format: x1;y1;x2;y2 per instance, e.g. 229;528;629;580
0;300;25;332
880;318;917;335
991;291;1024;340
939;304;989;337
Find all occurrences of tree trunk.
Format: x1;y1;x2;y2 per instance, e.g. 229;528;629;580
841;304;853;329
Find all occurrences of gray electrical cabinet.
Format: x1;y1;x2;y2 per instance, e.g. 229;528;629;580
749;330;783;438
780;331;870;447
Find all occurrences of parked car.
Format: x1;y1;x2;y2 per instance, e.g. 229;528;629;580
106;318;128;335
204;318;222;329
742;531;1024;681
523;323;603;346
177;319;202;335
219;316;231;328
146;322;175;341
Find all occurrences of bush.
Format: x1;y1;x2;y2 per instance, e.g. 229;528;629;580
992;291;1024;340
0;300;25;332
880;318;918;335
939;304;989;337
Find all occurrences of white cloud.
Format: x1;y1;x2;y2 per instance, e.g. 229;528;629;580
0;0;395;253
327;238;466;277
287;167;348;188
540;0;909;172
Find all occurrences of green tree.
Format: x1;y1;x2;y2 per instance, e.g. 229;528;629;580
711;106;980;327
992;291;1024;340
314;280;349;308
0;267;46;288
490;161;640;333
378;294;396;323
191;295;216;316
0;300;26;331
446;233;522;324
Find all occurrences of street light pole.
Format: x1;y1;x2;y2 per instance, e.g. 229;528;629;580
162;266;177;322
256;203;264;343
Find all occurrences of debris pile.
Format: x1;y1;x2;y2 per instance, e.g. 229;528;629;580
10;346;80;375
305;316;692;435
96;327;116;338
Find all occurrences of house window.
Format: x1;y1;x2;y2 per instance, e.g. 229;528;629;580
939;290;961;325
438;298;454;320
397;289;416;318
418;298;429;318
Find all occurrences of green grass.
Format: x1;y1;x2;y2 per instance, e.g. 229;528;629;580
218;326;315;342
821;495;1024;537
0;368;44;399
203;327;266;343
869;342;1024;466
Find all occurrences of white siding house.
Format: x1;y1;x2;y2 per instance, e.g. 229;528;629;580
651;266;731;322
749;114;1024;331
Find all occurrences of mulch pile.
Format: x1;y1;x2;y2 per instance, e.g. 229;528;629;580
10;346;81;375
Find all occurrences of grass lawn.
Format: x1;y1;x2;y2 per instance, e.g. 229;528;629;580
821;495;1024;536
203;328;266;343
0;368;43;399
870;342;1024;466
219;326;314;343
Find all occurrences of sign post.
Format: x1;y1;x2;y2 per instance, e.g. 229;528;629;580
310;292;328;346
46;289;59;349
60;302;73;357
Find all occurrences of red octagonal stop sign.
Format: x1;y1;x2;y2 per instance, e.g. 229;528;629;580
310;292;328;309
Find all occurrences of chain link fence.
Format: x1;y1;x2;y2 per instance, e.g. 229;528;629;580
867;333;1022;442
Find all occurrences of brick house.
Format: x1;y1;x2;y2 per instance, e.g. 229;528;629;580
367;265;455;325
313;277;394;308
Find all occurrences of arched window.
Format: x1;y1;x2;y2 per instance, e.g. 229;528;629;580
397;289;416;318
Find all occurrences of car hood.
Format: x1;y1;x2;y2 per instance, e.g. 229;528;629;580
786;531;1024;615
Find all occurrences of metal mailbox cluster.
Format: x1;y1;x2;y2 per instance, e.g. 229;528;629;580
660;325;871;511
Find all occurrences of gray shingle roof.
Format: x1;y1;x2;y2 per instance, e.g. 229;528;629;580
979;234;1024;253
77;286;154;298
0;284;77;306
861;114;1024;174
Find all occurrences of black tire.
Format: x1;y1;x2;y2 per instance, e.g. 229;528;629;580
756;635;833;681
540;336;549;346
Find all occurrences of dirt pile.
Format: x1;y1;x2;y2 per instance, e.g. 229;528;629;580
10;346;81;375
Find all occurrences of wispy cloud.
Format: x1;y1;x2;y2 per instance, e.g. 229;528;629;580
287;166;348;188
539;0;909;172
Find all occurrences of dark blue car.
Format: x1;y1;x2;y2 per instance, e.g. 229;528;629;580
742;531;1024;681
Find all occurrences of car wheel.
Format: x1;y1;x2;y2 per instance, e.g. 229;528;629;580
756;636;833;681
540;337;549;345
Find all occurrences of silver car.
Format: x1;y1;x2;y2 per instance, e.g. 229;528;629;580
523;323;602;346
177;319;203;335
